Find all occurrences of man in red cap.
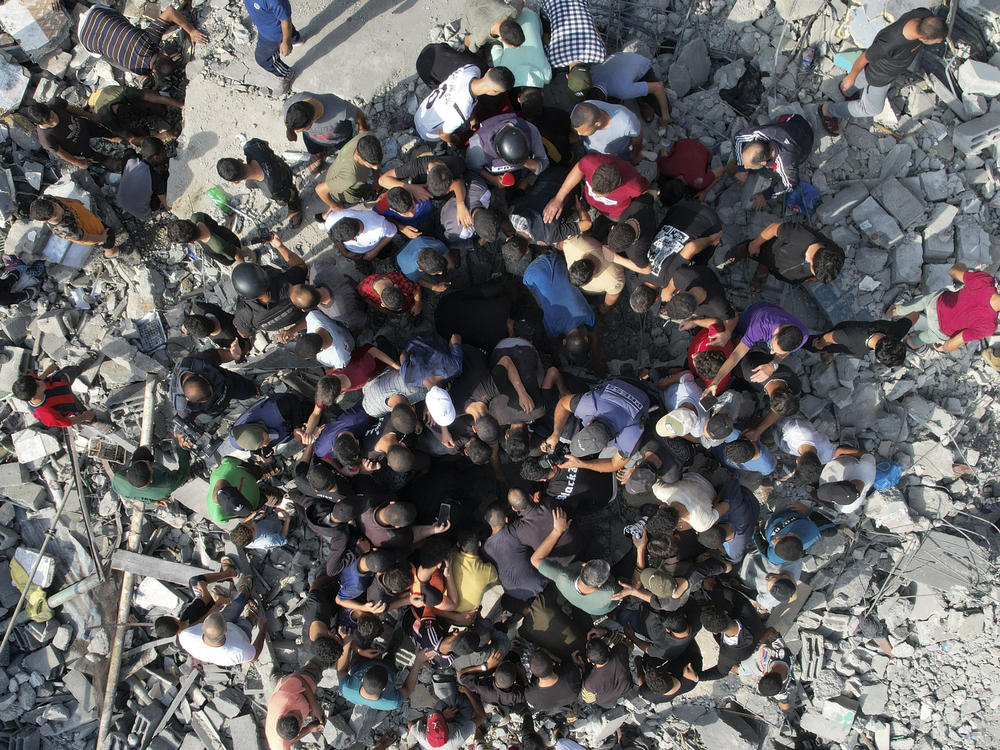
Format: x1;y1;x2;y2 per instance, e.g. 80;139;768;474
405;685;486;749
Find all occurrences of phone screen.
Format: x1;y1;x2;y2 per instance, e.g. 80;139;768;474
437;503;451;525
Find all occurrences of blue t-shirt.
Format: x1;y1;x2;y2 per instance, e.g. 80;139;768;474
245;516;288;550
763;509;819;564
336;558;374;602
573;379;650;456
243;0;290;40
716;477;760;563
314;403;371;461
339;662;403;710
522;254;596;338
396;237;449;282
591;52;653;100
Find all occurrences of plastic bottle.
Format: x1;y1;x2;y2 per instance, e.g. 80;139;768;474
205;186;232;214
801;48;814;70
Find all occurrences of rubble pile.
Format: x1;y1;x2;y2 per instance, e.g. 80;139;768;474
0;0;999;748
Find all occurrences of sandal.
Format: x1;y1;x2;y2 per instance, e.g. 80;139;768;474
242;598;261;619
219;555;238;575
818;103;839;137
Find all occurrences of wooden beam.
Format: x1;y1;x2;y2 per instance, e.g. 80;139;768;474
110;550;212;586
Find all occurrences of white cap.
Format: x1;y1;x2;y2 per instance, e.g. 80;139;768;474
425;386;456;426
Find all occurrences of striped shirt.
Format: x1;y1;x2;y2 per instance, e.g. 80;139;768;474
79;7;171;75
28;376;78;427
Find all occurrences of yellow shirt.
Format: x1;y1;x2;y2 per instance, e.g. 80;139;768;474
449;549;498;612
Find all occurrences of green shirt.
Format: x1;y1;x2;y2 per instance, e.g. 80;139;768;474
111;441;191;504
537;560;618;616
324;133;375;206
206;457;262;522
191;211;241;265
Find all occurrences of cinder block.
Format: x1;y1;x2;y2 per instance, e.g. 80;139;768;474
922;203;958;260
873;177;925;230
953;112;1000;153
817;183;868;226
851;197;903;248
958;59;1000;97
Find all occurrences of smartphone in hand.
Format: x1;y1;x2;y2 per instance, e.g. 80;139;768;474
437;503;451;526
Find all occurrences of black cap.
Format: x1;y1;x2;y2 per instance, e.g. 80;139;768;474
217;486;251;517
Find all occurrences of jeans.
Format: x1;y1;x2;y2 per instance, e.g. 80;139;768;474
254;29;298;78
827;69;891;119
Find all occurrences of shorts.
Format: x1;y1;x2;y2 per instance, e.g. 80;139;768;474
303;132;347;155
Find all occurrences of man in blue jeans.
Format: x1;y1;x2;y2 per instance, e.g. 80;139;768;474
244;0;300;91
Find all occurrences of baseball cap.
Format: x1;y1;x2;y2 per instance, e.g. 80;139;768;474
216;486;251;517
580;559;611;588
232;422;268;450
639;568;676;598
817;480;861;506
571;421;613;457
425;386;456;426
425;712;450;748
567;66;592;94
655;408;699;438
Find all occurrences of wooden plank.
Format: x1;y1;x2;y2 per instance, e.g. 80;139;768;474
110;550;212;586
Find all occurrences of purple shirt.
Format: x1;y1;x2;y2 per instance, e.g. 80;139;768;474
734;302;807;351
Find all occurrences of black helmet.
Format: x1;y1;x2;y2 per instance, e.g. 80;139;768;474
492;123;529;166
231;262;269;299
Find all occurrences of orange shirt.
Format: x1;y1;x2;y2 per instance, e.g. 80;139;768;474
264;674;316;750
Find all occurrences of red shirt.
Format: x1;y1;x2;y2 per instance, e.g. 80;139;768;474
28;376;78;427
657;139;716;191
356;271;419;313
686;325;734;392
578;153;648;220
936;271;999;342
327;343;388;390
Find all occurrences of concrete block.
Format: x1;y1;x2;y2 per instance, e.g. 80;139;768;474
0;0;71;62
891;233;923;285
852;197;903;248
0;462;29;487
676;37;710;90
954;215;991;265
918;169;949;202
21;646;60;679
953;112;1000;153
212;686;245;718
0;58;29;118
11;428;61;470
879;142;912;180
958;59;1000;97
801;698;857;742
922;203;958;260
904;85;936;118
818;183;869;226
1;483;47;510
134;577;185;612
873;177;925;229
228;714;262;750
922;263;953;293
775;0;823;20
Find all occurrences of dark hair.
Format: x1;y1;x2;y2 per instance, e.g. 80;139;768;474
315;375;342;406
295;332;323;360
590;163;622;195
700;606;730;633
410;532;443;564
647;535;678;559
522;736;547;750
918;15;947;40
570;102;601;130
662;292;696;321
529;651;554;678
152;55;176;78
705;412;733;439
22;102;52;126
644;666;675;695
507;488;531;512
216;158;246;181
427;164;454;196
769;386;799;417
381;501;417;527
183;374;212;403
356;135;383;166
485;503;508;527
484;66;515;91
520;456;551;482
693;350;726;380
387;186;414;214
455;526;481;554
472;208;502;241
307;461;337;493
466;437;492;465
794;451;823;485
875;336;906;367
568;259;595;287
494;662;516;689
629;285;658;313
355;613;382;645
502;236;528;265
812;245;844;283
312;634;343;664
168;219;199;244
11;375;37;401
284;101;315;137
386;444;415;472
361;664;389;696
658;177;688;207
563;330;589;364
332;433;361;466
416;247;447;275
585;638;610;665
365;549;400;573
758;673;784;697
28;198;56;222
723;439;755;465
474;415;501;444
153;615;179;638
646;506;679;538
660;611;688;633
379;284;407;312
774;535;804;561
125;460;153;488
499;18;525;46
518;87;544;119
501;425;529;461
775;325;805;353
390;403;418;434
382;564;413;592
741;140;771;168
140;137;164;160
606;222;637;251
450;630;480;657
770;577;796;602
697;526;725;550
331;218;362;243
276;714;300;741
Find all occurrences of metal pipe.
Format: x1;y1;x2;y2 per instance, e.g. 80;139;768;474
64;428;105;583
96;375;156;750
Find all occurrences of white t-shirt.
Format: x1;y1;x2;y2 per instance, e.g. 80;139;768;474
580;101;641;159
178;623;256;666
661;373;707;437
324;208;397;253
651;472;719;532
774;416;835;464
414;65;481;141
305;310;355;369
819;453;876;515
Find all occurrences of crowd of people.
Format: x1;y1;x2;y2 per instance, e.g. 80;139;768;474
7;0;996;748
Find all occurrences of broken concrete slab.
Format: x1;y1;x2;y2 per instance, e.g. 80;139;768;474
852;197;904;249
954;215;992;266
0;0;71;62
0;58;30;116
891;233;924;285
111;550;212;586
872;176;926;230
11;428;62;470
892;530;989;591
953;112;1000;153
922;203;958;260
958;59;1000;97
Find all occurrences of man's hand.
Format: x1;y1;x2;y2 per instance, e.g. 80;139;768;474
540;434;560;454
839;76;856;95
277;328;297;344
747;239;763;257
456;203;473;228
430;280;451;292
442;706;459;721
280;40;292;56
364;601;387;614
407;183;432;202
556;455;584;469
269;231;284;249
431;518;452;535
633;527;648;549
409;592;425;608
751;193;767;211
542;197;563;223
485;649;503;670
750;362;775;383
677;320;697;332
188;28;208;44
611;582;637;601
401;225;421;238
229;338;243;360
551;507;570;534
571;650;585;667
660;113;672;125
684;663;699;681
155;498;170;507
707;330;731;347
77;409;96;422
517;389;535;414
741;426;763;443
173;431;195;450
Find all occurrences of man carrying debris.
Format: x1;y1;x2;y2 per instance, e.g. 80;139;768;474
28;196;121;259
819;10;947;135
12;368;102;428
23;101;121;171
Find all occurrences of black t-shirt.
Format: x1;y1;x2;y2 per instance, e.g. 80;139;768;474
489;341;546;425
244;138;295;203
864;8;934;86
617;194;661;266
513;502;580;563
458;670;526;707
359;504;414;549
737;351;802;395
302;577;339;640
830;319;912;356
527;106;573;164
37;99;98;156
647;201;722;285
435;288;513;351
232;265;307;333
394;154;467;185
639;605;699;662
668;265;734;321
582;644;632;706
546;466;615;513
448;345;500;410
482;526;548;600
187;300;240;347
292;459;348;501
762;223;828;283
525;663;583;710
